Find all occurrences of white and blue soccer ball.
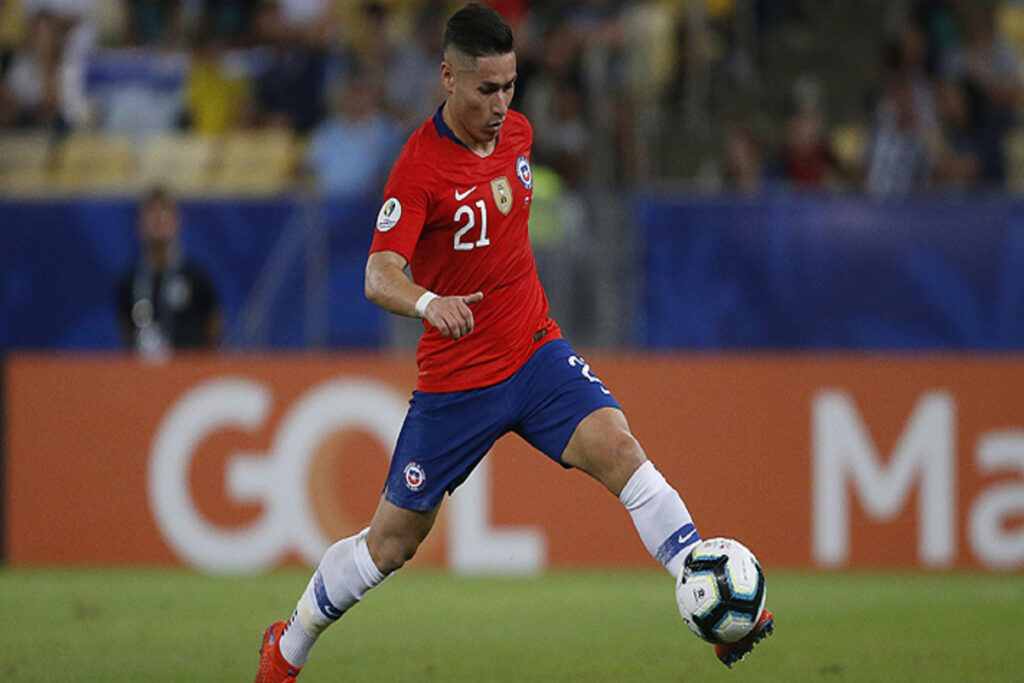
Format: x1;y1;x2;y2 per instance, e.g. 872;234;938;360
675;537;766;644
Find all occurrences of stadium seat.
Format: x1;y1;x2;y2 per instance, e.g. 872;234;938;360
139;133;217;195
0;133;55;195
56;133;136;192
210;129;298;194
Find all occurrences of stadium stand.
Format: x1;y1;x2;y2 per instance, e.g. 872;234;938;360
0;132;54;195
210;129;298;195
137;132;217;195
2;0;1024;352
56;132;136;192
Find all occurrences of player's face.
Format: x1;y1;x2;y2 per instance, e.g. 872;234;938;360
443;51;517;147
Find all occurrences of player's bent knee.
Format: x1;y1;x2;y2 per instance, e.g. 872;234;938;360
610;430;645;466
600;432;647;488
565;415;648;495
367;532;422;574
366;499;438;574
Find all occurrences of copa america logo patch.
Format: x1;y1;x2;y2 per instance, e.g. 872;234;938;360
376;197;402;232
403;461;426;491
516;155;532;189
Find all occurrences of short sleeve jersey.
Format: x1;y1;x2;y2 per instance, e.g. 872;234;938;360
370;106;561;392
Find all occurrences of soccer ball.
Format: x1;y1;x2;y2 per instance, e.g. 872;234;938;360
675;537;766;644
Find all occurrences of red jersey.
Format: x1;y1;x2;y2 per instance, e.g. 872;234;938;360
370;106;561;392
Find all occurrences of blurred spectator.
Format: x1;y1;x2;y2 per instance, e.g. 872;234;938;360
486;0;530;27
0;0;21;122
0;0;23;47
183;31;252;134
338;2;397;91
198;0;260;46
528;160;586;334
912;0;960;75
941;2;1024;184
946;0;1024;101
781;107;838;190
719;122;765;194
303;74;402;197
0;48;14;129
125;0;184;47
998;0;1024;58
864;67;939;196
386;5;449;131
277;0;332;46
863;30;945;197
5;0;1014;198
533;80;590;187
519;20;588;184
4;11;74;131
522;18;584;100
619;1;679;184
278;0;328;26
20;0;95;125
117;186;222;357
895;20;941;129
250;0;327;133
932;79;982;188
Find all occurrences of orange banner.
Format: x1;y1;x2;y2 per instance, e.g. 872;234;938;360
5;353;1024;571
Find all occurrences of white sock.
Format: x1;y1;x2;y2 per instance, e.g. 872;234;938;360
619;460;700;578
279;528;387;667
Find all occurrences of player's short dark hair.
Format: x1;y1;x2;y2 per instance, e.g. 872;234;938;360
443;3;514;59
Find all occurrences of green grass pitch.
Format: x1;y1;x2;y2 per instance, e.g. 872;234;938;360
1;568;1022;681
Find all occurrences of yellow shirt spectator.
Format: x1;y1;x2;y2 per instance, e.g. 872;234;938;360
184;46;251;135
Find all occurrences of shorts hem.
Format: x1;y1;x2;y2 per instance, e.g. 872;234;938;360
383;488;443;512
549;402;622;466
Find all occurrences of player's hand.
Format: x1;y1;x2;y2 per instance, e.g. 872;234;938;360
424;291;483;340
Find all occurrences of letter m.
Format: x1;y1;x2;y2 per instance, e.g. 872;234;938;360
812;391;955;567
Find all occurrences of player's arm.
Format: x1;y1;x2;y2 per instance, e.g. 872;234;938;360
365;250;483;340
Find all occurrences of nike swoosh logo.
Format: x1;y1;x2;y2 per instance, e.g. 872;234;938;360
455;186;477;201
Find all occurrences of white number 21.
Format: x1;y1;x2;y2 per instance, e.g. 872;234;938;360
454;200;490;251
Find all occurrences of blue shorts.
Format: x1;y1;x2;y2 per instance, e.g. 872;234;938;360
383;338;622;511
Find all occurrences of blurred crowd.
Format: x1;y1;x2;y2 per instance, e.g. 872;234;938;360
2;0;1024;196
694;0;1024;196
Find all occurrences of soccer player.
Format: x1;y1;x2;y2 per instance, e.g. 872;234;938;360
255;5;772;680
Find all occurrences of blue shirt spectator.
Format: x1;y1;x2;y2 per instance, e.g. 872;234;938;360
304;76;401;197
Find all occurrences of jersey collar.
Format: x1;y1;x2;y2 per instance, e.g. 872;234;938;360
433;103;499;151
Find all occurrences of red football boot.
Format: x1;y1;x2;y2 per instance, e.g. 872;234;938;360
714;608;774;668
255;621;302;682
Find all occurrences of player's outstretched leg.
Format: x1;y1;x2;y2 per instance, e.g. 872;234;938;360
562;408;774;664
715;609;774;668
622;460;775;666
562;408;700;578
255;528;385;682
254;500;436;682
617;459;700;578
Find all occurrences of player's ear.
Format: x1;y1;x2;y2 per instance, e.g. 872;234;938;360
441;60;455;93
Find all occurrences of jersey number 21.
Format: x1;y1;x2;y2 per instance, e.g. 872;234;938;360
454;200;490;251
